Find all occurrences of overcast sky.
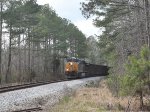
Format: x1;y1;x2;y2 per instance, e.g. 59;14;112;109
37;0;102;37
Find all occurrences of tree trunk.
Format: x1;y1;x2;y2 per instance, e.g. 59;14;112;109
0;2;3;83
53;36;57;75
144;0;150;89
5;25;12;83
28;28;31;81
18;34;21;82
139;90;144;110
44;37;48;78
144;0;150;47
23;34;27;81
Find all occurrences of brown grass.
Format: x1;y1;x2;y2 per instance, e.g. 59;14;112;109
51;80;150;112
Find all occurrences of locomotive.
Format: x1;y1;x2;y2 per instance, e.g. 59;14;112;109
65;57;109;79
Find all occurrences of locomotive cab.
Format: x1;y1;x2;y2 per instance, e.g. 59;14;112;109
65;58;77;78
65;58;83;79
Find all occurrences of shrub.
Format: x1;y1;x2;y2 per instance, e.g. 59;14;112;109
119;45;150;108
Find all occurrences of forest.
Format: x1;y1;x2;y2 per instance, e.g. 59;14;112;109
0;0;89;83
0;0;149;111
81;0;150;109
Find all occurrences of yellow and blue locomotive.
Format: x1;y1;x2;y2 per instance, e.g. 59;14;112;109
65;58;109;79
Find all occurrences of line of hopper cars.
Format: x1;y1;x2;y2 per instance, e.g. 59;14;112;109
65;58;109;79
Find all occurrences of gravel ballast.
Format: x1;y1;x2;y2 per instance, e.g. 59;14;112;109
0;77;103;112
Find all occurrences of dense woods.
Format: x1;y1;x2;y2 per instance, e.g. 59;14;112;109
0;0;149;110
81;0;150;110
0;0;88;83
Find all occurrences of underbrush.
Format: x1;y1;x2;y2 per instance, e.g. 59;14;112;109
51;80;150;112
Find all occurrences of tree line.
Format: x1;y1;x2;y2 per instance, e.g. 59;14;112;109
81;0;150;110
0;0;87;83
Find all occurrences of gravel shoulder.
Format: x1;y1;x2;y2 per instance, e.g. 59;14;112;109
0;77;103;112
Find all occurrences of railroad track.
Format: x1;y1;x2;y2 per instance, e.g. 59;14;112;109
0;76;100;94
12;107;42;112
0;79;69;94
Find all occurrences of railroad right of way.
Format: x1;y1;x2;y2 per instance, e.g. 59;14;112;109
0;77;103;112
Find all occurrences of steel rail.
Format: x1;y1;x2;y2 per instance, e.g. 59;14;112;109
0;79;69;93
12;107;42;112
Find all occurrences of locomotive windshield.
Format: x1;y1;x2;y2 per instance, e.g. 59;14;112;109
66;58;79;62
66;57;85;63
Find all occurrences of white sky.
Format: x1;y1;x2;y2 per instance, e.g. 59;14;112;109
37;0;102;37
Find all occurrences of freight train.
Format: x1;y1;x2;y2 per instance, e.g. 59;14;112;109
65;57;109;79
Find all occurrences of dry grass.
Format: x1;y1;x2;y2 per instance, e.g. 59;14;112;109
51;80;150;112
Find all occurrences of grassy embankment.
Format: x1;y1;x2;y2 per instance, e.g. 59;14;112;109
51;80;149;112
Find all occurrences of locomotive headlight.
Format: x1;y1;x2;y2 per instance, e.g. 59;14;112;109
70;62;73;65
66;68;69;71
